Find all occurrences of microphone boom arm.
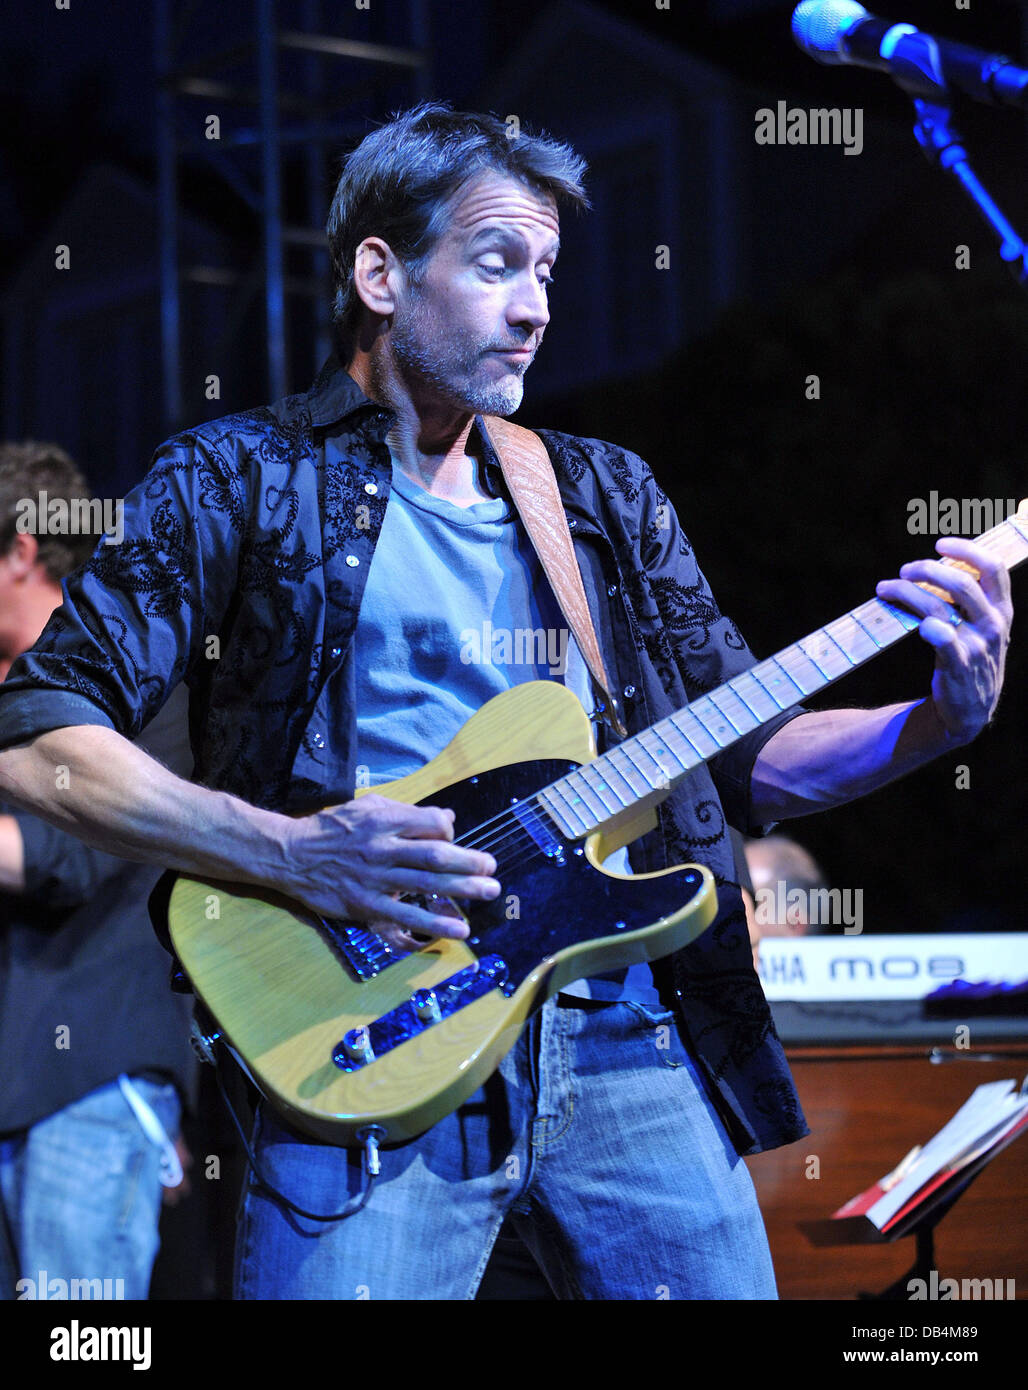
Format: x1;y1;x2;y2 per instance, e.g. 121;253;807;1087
910;96;1028;292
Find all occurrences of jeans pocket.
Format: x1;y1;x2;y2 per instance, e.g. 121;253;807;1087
621;1001;676;1029
619;1003;684;1068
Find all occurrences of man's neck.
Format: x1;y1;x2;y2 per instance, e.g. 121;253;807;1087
346;347;491;507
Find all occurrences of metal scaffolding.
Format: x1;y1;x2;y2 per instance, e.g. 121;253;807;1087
154;0;431;429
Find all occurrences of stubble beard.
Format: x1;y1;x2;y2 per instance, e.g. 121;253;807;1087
391;289;527;418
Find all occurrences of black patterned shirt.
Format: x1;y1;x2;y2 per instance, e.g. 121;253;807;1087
0;358;809;1155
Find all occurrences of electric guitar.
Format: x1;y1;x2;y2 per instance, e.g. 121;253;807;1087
167;504;1028;1145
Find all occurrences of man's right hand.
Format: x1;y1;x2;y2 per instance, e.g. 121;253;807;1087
284;794;500;948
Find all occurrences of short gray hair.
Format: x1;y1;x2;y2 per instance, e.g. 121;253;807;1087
326;101;589;357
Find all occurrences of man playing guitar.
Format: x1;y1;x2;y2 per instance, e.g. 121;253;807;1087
0;103;1013;1299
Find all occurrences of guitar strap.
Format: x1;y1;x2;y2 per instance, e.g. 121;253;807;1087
479;414;628;739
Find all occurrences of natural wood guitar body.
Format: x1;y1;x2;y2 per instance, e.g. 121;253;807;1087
168;681;717;1145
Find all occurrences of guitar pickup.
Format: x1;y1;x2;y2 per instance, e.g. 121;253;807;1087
331;955;511;1071
511;798;566;861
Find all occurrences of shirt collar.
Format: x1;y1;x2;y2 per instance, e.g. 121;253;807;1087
303;353;381;428
302;354;509;495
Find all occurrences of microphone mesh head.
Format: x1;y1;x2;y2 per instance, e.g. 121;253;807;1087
792;0;869;60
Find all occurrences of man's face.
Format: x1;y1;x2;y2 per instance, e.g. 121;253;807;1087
388;169;559;416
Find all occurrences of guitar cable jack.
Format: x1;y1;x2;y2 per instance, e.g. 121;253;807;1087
357;1125;386;1177
213;1056;382;1223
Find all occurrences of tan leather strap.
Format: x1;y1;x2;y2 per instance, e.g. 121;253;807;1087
479;415;627;738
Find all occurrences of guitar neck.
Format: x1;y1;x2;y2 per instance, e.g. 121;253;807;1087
537;509;1028;840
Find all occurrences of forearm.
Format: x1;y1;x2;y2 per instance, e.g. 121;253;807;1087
751;699;962;822
0;725;292;891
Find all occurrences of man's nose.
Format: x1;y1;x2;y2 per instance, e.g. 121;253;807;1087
508;274;550;333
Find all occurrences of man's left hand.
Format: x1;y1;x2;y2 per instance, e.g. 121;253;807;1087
875;536;1013;745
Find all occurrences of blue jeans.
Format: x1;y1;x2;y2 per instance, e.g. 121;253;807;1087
0;1076;180;1301
235;999;778;1300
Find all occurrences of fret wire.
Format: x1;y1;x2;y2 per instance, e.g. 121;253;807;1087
775;645;830;693
655;717;702;767
826;613;876;659
634;731;678;783
639;728;686;783
540;782;588;833
876;600;920;632
706;689;747;734
639;726;689;773
535;793;579;840
851;611;888;648
690;698;731;746
601;748;646;798
855;599;910;642
820;623;859;666
606;746;651;796
798;634;842;679
675;711;722;756
616;740;665;787
541;782;592;836
732;668;784;714
667;711;713;759
565;769;610;821
577;761;627;814
763;655;806;700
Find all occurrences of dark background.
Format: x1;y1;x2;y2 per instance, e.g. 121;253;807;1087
2;0;1025;937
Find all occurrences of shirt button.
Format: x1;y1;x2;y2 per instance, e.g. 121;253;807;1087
312;733;325;749
568;518;577;529
329;647;342;660
607;583;618;597
345;555;360;567
623;685;636;699
364;482;378;495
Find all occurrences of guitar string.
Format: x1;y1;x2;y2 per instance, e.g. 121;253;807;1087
383;525;1022;895
386;524;1025;914
441;525;1021;865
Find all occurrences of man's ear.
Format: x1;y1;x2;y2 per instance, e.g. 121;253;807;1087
1;530;40;581
352;236;404;323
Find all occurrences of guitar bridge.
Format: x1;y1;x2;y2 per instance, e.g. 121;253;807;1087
315;917;408;980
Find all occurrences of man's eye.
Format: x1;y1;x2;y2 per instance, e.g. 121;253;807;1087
539;275;555;289
480;262;508;277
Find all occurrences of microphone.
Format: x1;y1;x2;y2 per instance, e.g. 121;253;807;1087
792;1;1028;109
